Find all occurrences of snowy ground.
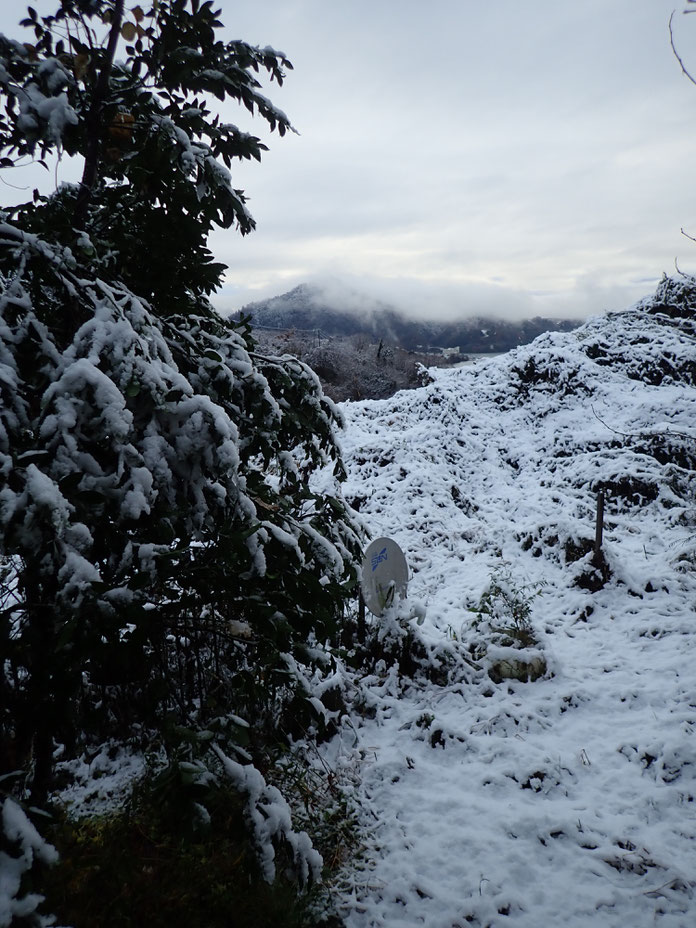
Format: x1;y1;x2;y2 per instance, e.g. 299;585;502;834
320;292;696;927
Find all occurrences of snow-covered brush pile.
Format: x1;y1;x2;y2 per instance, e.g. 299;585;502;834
317;275;696;927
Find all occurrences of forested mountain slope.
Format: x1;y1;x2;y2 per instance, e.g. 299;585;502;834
240;283;581;353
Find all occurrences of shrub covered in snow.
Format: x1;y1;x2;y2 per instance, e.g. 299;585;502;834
0;224;361;795
0;0;362;850
0;797;58;928
468;570;548;683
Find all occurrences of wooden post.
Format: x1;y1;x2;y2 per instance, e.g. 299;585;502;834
593;488;604;566
358;592;366;644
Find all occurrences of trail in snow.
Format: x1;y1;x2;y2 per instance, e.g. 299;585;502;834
320;288;696;928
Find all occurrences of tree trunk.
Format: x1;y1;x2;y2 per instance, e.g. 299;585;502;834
72;0;125;230
22;563;58;802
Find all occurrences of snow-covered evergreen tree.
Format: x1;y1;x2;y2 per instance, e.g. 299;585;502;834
0;0;362;808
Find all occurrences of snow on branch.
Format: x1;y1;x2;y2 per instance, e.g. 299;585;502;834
212;744;322;886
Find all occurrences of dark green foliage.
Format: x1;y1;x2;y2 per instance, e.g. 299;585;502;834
0;0;362;856
0;214;361;803
1;0;293;315
41;796;319;928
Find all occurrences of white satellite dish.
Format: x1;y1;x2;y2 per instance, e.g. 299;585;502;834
361;537;409;617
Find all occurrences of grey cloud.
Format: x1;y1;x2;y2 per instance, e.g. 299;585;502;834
1;0;694;324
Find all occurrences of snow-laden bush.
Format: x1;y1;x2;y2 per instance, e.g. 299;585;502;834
0;1;363;813
0;219;361;799
468;570;548;683
213;745;322;886
0;797;58;928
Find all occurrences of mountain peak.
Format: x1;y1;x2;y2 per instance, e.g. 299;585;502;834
239;284;582;352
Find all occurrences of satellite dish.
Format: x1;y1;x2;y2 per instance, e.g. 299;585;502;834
361;537;409;617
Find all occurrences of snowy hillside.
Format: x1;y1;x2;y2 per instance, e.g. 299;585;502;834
320;277;696;927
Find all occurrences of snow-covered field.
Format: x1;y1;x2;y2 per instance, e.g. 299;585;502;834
324;282;696;927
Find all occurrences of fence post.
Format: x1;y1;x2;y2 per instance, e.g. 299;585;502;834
593;488;604;566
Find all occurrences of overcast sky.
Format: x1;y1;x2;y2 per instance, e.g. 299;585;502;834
2;1;696;320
